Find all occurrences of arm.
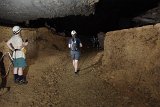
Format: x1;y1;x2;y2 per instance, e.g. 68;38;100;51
68;44;71;48
7;40;14;51
21;39;28;49
23;41;28;47
68;39;71;48
79;38;82;47
80;43;82;47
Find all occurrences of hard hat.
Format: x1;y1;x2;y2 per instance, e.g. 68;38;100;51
12;26;21;34
71;30;77;36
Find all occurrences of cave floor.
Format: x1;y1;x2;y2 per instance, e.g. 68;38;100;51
0;48;160;107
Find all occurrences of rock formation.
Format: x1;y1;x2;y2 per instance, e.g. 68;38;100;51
0;0;99;22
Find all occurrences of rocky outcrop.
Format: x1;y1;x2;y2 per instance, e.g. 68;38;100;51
133;3;160;24
0;0;99;22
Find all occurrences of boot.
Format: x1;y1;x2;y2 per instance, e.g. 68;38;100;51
18;75;28;85
14;74;19;84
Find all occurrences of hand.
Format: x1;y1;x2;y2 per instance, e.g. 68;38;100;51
25;42;28;46
23;42;28;46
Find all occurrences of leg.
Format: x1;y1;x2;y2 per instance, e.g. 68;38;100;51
13;68;18;74
74;60;78;73
71;51;76;71
13;67;19;82
17;67;23;81
73;60;75;68
74;51;80;73
73;60;78;72
18;67;28;84
13;58;27;84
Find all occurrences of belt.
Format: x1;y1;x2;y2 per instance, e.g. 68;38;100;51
14;49;21;51
14;49;21;59
71;50;79;52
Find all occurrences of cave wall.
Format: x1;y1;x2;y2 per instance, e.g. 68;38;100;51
103;23;160;71
102;23;160;98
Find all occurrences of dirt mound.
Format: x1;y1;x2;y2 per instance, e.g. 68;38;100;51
102;23;160;106
36;28;68;51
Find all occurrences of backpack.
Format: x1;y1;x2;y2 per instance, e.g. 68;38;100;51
71;38;79;51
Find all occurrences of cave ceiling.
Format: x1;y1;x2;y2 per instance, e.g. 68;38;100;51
0;0;99;22
0;0;159;29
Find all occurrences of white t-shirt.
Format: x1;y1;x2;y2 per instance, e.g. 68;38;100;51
7;34;25;59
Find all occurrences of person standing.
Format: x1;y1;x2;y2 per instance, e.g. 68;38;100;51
7;26;28;84
68;30;82;74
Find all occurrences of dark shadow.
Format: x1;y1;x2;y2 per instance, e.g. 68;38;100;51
0;52;7;88
23;65;29;81
78;51;101;75
22;40;39;82
79;63;97;75
23;57;36;82
94;0;160;30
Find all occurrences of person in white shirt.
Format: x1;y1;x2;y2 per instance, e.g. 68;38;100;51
7;26;28;84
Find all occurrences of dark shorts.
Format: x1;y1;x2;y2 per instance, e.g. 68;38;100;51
13;58;27;68
70;51;80;60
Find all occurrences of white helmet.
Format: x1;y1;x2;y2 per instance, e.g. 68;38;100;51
71;30;77;36
12;26;21;34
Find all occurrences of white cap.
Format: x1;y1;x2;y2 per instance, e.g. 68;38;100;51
12;26;21;34
71;30;77;36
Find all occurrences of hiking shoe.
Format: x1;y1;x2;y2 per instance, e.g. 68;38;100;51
18;79;28;85
14;78;19;84
75;70;80;75
75;71;78;74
